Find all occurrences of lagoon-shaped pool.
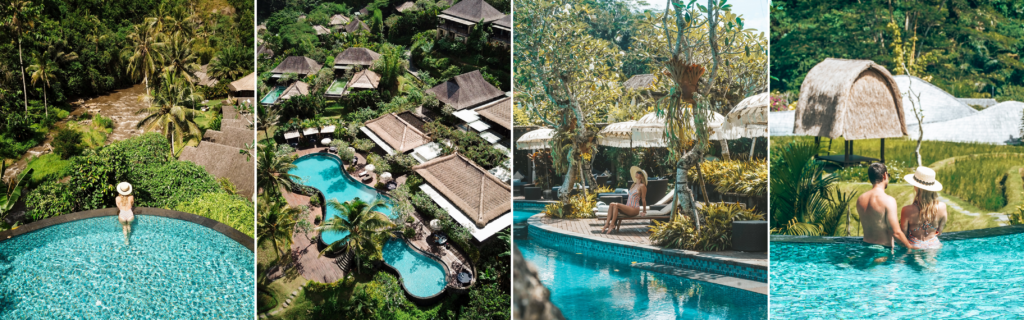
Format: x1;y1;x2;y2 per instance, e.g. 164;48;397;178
290;154;396;245
771;231;1024;318
382;239;447;298
0;216;254;319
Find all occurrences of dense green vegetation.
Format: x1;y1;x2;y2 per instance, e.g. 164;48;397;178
771;0;1024;100
23;133;249;229
0;0;254;160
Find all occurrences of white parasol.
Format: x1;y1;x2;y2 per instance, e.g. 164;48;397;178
516;128;554;150
380;172;392;182
321;138;332;145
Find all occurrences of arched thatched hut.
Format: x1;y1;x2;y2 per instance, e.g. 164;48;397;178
794;58;907;166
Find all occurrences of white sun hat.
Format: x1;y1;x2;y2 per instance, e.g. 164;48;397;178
117;182;133;195
903;167;943;192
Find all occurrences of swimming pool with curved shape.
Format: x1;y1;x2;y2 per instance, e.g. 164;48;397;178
516;211;767;319
289;153;396;245
0;216;254;319
382;239;447;298
771;231;1024;318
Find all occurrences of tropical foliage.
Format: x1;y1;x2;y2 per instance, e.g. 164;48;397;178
257;140;299;197
650;202;762;251
318;197;395;274
769;141;857;236
687;159;768;197
257;196;302;261
175;192;255;237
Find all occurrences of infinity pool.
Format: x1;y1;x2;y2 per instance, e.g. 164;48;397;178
771;232;1024;318
516;218;767;319
382;239;446;297
0;216;254;319
290;154;395;245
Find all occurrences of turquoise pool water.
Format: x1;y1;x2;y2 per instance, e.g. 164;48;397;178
382;239;447;297
514;207;543;224
0;216;254;319
516;229;767;319
289;154;395;245
771;233;1024;318
261;86;285;104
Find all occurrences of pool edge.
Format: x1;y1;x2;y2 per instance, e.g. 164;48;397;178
770;224;1024;244
379;236;461;305
0;207;255;252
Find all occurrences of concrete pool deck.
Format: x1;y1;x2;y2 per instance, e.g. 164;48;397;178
527;214;768;294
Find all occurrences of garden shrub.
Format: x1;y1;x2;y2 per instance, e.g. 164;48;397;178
25;181;76;221
174;192;255;237
687;159;769;197
649;203;763;251
23;153;70;187
130;160;221;209
366;153;392;174
93;115;114;130
52;128;83;159
353;139;375;152
1011;193;1024;226
461;283;511;320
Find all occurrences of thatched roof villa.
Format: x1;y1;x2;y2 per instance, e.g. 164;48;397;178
326;70;380;98
329;14;350;27
270;56;322;78
413;153;511;241
194;64;218;87
179;141;255;199
313;25;331;35
438;0;506;41
334;47;381;70
490;14;511;46
794;58;907;165
395;1;417;12
228;72;256;99
279;81;310;101
361;112;432;155
475;96;511;131
257;44;274;59
343;18;371;34
428;70;505;110
202;126;254;149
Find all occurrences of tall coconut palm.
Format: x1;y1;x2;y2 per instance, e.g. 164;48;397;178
257;196;301;262
159;32;200;85
135;74;201;155
256;104;282;139
123;18;164;97
372;43;407;96
257;140;298;196
28;44;78;117
318;197;394;274
4;0;38;113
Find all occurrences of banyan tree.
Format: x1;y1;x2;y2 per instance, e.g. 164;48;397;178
793;58;908;166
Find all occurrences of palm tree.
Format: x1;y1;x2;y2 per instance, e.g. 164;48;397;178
257;196;301;261
256;104;281;139
135;74;201;155
4;0;37;113
257;140;298;196
28;44;78;117
159;32;199;85
207;46;251;84
123;18;164;97
318;197;395;274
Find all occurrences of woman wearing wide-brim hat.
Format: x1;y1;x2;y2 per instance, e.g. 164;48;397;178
899;167;947;249
601;166;647;234
116;182;135;245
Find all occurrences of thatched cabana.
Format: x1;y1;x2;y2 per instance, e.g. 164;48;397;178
202;126;254;149
329;14;350;26
428;70;505;110
194;64;218;87
363;112;432;154
270;56;321;78
179;142;256;198
312;25;331;35
414;153;511;241
395;2;417;12
279;81;309;101
794;58;907;166
257;44;274;59
334;47;381;70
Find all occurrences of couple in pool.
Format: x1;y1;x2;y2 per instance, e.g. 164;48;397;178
857;163;946;252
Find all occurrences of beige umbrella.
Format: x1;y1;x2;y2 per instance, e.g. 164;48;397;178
596;121;636;148
516;128;554;150
631;112;724;147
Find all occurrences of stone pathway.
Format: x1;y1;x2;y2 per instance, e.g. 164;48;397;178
938;195;1008;226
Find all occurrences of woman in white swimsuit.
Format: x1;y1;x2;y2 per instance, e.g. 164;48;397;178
899;167;947;250
116;182;135;245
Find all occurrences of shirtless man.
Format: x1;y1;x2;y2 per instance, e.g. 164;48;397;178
855;163;918;253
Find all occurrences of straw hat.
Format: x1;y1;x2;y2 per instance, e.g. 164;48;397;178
117;182;133;195
629;166;648;185
903;167;942;192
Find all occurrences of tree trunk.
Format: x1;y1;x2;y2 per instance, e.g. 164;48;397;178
720;140;730;160
42;84;48;117
18;38;28;113
673;146;704;230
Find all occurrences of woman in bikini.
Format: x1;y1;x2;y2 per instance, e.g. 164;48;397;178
116;182;135;245
601;166;647;234
899;167;947;249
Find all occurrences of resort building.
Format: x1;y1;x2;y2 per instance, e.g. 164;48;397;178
437;0;506;42
269;56;322;79
490;14;511;47
179;102;256;199
452;96;510;145
279;81;310;101
334;47;381;71
342;18;371;34
329;14;350;29
194;64;219;87
413;153;511;241
326;70;380;99
428;70;505;111
313;25;331;35
361;111;433;156
395;1;417;12
228;72;256;103
257;43;274;59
